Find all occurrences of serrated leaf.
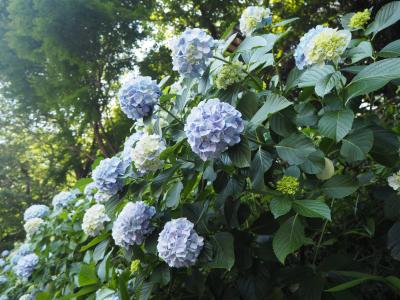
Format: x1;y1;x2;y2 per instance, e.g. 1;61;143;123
366;1;400;35
272;216;312;264
270;198;292;219
322;175;358;199
379;39;400;58
315;71;346;97
293;200;331;220
227;137;251;168
340;128;374;162
300;150;325;174
346;41;373;63
250;93;292;125
164;180;183;209
250;148;273;190
318;109;354;142
276;134;316;165
207;232;235;270
78;264;98;287
298;65;335;87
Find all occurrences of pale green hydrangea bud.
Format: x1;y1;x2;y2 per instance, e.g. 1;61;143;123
130;259;141;274
215;62;246;90
349;9;371;29
276;176;299;195
316;158;335;180
24;218;44;239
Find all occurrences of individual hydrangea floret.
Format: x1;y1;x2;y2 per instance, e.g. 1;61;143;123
112;201;156;248
84;182;97;200
131;134;165;174
215;61;246;90
14;253;39;279
52;191;78;210
92;157;125;195
388;171;400;192
349;9;371;29
1;250;9;257
184;98;244;161
118;76;161;120
23;205;49;221
157;218;204;268
24;218;44;239
121;132;144;176
276;176;299;195
82;204;110;237
169;28;214;78
294;26;351;70
239;6;272;36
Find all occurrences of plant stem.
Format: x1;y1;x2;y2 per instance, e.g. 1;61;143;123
157;103;184;125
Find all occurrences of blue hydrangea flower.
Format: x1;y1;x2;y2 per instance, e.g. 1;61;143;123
94;192;113;204
1;250;9;257
121;132;144;176
118;76;161;120
0;275;7;285
3;265;10;272
92;157;125;195
10;244;33;265
23;205;50;221
157;218;204;268
184;98;244;161
112;201;156;248
14;253;39;279
52;191;78;210
169;28;214;78
0;259;5;267
84;182;97;200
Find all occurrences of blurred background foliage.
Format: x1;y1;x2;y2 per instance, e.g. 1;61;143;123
0;0;398;250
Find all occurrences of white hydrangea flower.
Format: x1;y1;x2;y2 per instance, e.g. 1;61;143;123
24;218;44;239
131;134;165;174
388;171;400;191
82;204;110;237
239;6;272;36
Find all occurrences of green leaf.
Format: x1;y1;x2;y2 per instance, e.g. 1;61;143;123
93;239;109;264
236;36;268;52
340;128;374;162
207;232;235;270
285;67;304;92
80;232;109;252
270;198;292;219
78;264;99;287
249;148;273;190
272;216;312;264
315;71;346;97
236;92;259;120
164;180;183;209
74;178;93;192
346;41;373;63
300;150;326;175
326;276;379;292
379;39;400;58
35;292;52;300
59;285;99;300
276;134;316;165
388;222;400;261
345;58;400;101
250;93;292;125
227;137;251;168
318;110;354;142
298;65;335;87
293;200;331;220
322;175;358;199
366;1;400;35
370;125;400;166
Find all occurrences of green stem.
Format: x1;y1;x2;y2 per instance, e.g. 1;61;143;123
157;103;184;125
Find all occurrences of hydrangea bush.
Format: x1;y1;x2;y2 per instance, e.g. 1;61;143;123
2;2;400;299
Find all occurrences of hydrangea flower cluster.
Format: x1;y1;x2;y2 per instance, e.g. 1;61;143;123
24;218;44;239
349;9;371;29
388;171;400;192
131;134;165;174
184;98;244;161
14;253;39;279
276;176;300;195
23;205;49;221
118;76;161;120
157;218;204;268
82;204;110;237
1;250;9;257
121;132;143;175
92;157;125;195
0;259;5;267
10;244;32;265
294;26;351;70
169;28;214;78
215;61;246;90
94;192;113;204
52;190;78;210
112;201;156;248
0;275;7;285
239;6;272;36
84;182;97;200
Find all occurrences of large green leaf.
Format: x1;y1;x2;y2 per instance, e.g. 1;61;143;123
276;134;316;165
388;222;400;261
318;110;354;142
250;93;292;125
227;137;251;168
270;198;292;219
293;200;331;220
322;175;358;199
365;1;400;35
346;41;373;63
272;216;312;264
298;65;335;87
370;125;400;166
250;148;273;190
78;264;99;287
207;232;235;270
315;71;346;97
379;39;400;58
345;58;400;101
340;128;374;162
164;180;183;209
300;150;325;174
236;92;259;120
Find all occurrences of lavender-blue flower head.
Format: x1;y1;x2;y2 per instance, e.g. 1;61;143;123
1;250;9;257
92;157;125;195
23;205;50;221
118;76;161;120
52;191;77;210
14;253;39;279
112;201;156;248
169;28;214;78
157;218;204;268
184;98;244;160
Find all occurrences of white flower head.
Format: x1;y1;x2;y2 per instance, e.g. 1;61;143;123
239;6;272;36
82;204;110;237
24;218;44;239
388;171;400;191
131;133;165;174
